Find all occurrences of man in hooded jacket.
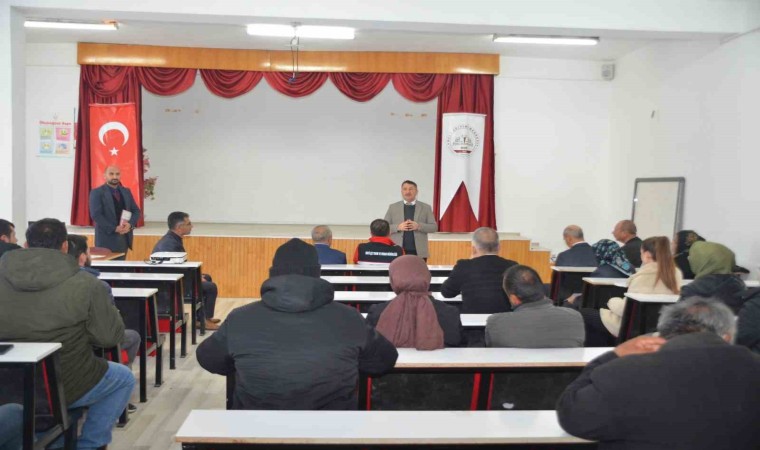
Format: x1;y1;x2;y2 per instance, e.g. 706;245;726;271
0;218;134;449
197;238;398;410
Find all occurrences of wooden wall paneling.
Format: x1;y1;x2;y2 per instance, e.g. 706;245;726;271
77;43;499;75
268;50;499;74
84;234;550;297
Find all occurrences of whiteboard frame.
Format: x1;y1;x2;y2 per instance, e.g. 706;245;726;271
631;177;685;238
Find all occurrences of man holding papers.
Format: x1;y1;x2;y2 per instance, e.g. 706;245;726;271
89;165;141;260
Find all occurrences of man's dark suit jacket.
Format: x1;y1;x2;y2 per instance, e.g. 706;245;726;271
555;242;598;267
89;183;141;251
621;236;643;267
557;332;760;450
555;242;598;300
441;255;517;314
314;244;347;265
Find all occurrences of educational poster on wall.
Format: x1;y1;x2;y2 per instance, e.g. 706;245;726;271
38;119;74;157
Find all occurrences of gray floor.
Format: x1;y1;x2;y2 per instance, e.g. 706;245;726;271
110;298;251;450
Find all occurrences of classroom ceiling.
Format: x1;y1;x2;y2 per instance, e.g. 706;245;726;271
18;2;744;61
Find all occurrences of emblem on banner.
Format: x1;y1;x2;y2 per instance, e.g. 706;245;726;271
446;124;481;156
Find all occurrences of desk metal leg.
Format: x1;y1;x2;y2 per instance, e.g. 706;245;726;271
169;286;176;369
178;285;188;359
138;301;148;402
476;371;493;410
22;364;36;450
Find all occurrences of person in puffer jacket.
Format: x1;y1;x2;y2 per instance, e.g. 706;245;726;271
197;238;398;410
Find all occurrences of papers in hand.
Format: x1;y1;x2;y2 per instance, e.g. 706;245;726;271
120;210;132;226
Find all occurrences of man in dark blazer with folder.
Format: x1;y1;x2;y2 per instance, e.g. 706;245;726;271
89;165;141;260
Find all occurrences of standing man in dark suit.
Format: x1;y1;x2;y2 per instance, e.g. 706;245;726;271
384;180;437;259
612;219;643;267
89;165;140;260
557;297;760;450
311;225;347;264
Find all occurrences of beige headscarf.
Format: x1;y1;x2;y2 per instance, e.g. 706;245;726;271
375;255;444;350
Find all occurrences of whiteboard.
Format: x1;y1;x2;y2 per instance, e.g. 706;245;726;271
631;178;685;239
141;76;437;225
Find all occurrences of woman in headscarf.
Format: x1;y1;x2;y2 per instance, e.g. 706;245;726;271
366;256;468;410
680;241;746;312
672;230;705;279
589;239;635;279
366;255;462;349
581;236;682;346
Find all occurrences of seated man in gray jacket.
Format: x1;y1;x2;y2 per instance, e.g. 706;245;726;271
486;265;585;348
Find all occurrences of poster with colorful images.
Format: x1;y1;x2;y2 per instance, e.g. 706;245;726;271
38;119;74;157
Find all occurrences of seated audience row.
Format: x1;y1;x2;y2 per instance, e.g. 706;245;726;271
0;219;134;449
558;297;760;450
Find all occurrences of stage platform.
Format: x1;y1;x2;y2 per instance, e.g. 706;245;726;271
70;222;551;298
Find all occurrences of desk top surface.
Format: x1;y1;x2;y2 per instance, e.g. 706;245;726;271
582;277;628;286
0;342;62;363
361;312;484;326
552;266;597;273
175;410;589;445
322;264;454;271
392;346;610;368
334;291;461;302
92;260;202;269
625;293;680;303
98;272;184;281
112;287;159;298
323;276;448;284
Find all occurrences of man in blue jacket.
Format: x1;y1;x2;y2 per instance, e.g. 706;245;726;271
311;225;346;264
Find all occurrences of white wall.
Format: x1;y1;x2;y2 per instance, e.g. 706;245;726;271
24;43;79;224
141;76;436;225
495;57;614;254
0;6;26;234
609;32;760;271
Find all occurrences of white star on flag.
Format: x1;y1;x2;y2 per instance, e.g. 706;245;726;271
109;148;119;156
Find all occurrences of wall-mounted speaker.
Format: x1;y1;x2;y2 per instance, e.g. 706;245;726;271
601;63;615;81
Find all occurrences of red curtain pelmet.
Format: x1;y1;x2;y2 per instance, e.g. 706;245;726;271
72;67;495;232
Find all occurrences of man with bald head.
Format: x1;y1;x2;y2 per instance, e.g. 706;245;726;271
311;225;347;264
612;219;642;267
556;225;597;267
442;227;518;315
89;165;141;260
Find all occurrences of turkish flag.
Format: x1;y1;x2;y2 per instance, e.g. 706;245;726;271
89;103;143;214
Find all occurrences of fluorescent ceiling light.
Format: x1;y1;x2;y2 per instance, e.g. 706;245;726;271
493;35;598;46
24;20;118;31
247;23;354;40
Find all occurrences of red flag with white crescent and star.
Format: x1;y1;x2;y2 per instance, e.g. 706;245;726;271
89;103;143;214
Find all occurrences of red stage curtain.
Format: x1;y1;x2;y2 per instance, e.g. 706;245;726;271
264;72;329;97
200;70;264;98
71;66;144;226
329;72;392;102
433;74;496;231
391;73;448;102
136;67;197;95
72;66;495;232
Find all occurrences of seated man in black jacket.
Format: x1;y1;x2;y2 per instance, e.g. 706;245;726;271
354;219;404;264
153;211;220;330
557;297;760;450
197;238;398;410
0;219;21;259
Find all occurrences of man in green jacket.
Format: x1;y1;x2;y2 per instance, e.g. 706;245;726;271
0;218;134;449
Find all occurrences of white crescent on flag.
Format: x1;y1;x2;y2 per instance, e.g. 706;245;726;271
98;121;130;147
